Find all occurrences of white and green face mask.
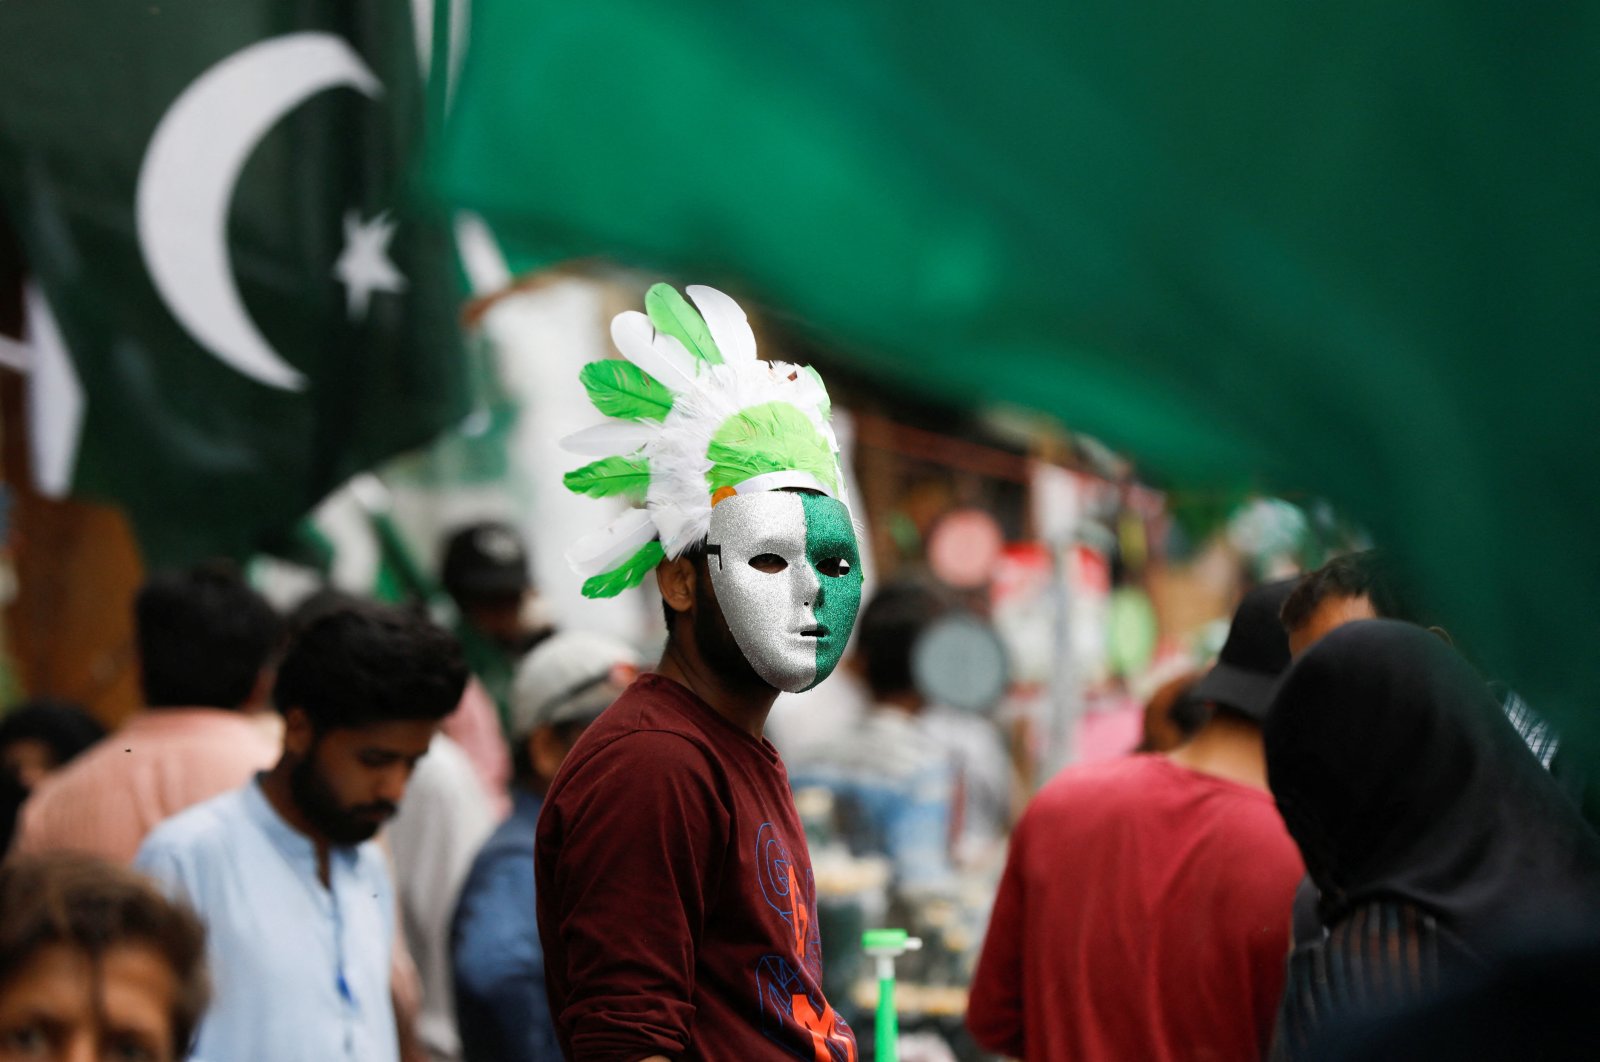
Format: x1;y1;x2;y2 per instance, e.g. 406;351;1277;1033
705;491;863;692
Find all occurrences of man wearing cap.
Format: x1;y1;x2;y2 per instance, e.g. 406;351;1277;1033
968;579;1305;1062
439;521;553;732
450;632;640;1062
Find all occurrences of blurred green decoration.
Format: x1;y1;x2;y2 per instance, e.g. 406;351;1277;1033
1164;484;1253;560
429;3;1600;753
862;928;922;1062
1227;498;1310;579
382;330;521;491
257;520;338;577
887;512;922;563
0;2;471;566
1107;587;1159;682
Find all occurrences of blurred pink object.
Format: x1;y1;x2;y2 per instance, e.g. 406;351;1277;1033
1073;693;1144;765
442;678;511;820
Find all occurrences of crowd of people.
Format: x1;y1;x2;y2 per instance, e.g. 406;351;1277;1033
0;283;1594;1062
1;542;1592;1061
966;552;1600;1061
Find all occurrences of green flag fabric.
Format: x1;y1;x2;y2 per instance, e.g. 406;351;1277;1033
431;3;1600;744
0;3;470;565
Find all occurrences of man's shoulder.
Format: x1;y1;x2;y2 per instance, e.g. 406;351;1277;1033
1036;753;1166;799
29;710;266;798
140;785;251;856
563;678;721;773
554;724;719;802
1016;755;1189;836
589;674;704;732
472;809;538;871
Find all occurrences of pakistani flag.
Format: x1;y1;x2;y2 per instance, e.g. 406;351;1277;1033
431;2;1600;749
0;2;471;565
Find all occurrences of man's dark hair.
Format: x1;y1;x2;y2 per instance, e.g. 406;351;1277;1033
1280;550;1419;632
858;581;950;700
0;852;209;1055
135;562;282;710
273;602;467;731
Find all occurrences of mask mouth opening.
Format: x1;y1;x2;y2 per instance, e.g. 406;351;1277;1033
801;625;828;639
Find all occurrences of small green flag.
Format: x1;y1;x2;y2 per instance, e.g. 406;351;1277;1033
0;2;471;566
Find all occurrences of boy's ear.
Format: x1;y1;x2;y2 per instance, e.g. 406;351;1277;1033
656;554;697;617
281;706;315;757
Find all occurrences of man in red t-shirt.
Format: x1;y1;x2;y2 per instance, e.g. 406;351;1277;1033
538;283;866;1062
968;579;1305;1061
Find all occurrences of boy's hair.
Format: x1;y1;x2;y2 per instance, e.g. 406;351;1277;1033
273;602;467;731
857;581;950;699
0;852;209;1055
1280;549;1419;631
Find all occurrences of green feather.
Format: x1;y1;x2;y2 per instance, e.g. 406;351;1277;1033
579;360;673;422
645;283;723;366
582;540;666;598
563;456;651;502
706;402;839;494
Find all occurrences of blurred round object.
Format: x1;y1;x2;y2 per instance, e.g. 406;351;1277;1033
925;509;1004;589
912;612;1009;713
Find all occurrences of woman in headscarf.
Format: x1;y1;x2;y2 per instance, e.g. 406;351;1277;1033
1263;620;1600;1060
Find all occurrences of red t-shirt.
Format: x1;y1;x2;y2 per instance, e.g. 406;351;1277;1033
967;754;1303;1062
536;674;856;1062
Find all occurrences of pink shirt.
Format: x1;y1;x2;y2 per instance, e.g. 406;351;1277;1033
441;679;511;820
14;708;279;864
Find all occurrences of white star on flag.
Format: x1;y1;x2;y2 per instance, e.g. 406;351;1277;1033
334;210;407;320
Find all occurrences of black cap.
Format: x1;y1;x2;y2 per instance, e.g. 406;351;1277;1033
1190;577;1297;723
440;522;531;602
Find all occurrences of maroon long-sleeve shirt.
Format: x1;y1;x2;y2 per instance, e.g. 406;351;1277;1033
535;674;856;1061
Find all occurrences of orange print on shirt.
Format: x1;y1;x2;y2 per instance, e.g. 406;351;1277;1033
787;864;811;958
792;993;856;1062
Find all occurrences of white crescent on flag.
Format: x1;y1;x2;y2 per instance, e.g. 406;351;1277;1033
135;33;383;392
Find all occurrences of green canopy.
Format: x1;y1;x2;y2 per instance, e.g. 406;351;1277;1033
431;2;1600;747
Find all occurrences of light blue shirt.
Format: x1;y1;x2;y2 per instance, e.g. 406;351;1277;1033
136;778;397;1062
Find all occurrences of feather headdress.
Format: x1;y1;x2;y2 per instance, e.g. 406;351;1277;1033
562;283;846;598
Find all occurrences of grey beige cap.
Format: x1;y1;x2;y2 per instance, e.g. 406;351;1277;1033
509;631;641;738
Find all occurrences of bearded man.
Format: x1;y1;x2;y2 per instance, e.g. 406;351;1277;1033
136;603;468;1062
536;283;864;1061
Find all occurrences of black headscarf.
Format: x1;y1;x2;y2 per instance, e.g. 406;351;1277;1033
1264;620;1600;951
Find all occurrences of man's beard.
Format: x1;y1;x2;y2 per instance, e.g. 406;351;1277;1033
692;562;769;691
290;741;396;846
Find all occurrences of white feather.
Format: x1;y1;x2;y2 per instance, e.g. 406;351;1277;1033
560;421;659;456
565;508;658;577
611;311;697;392
653;332;704;384
686;285;757;363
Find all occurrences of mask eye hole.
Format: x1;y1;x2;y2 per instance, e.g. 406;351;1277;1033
817;557;852;578
748;553;789;573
